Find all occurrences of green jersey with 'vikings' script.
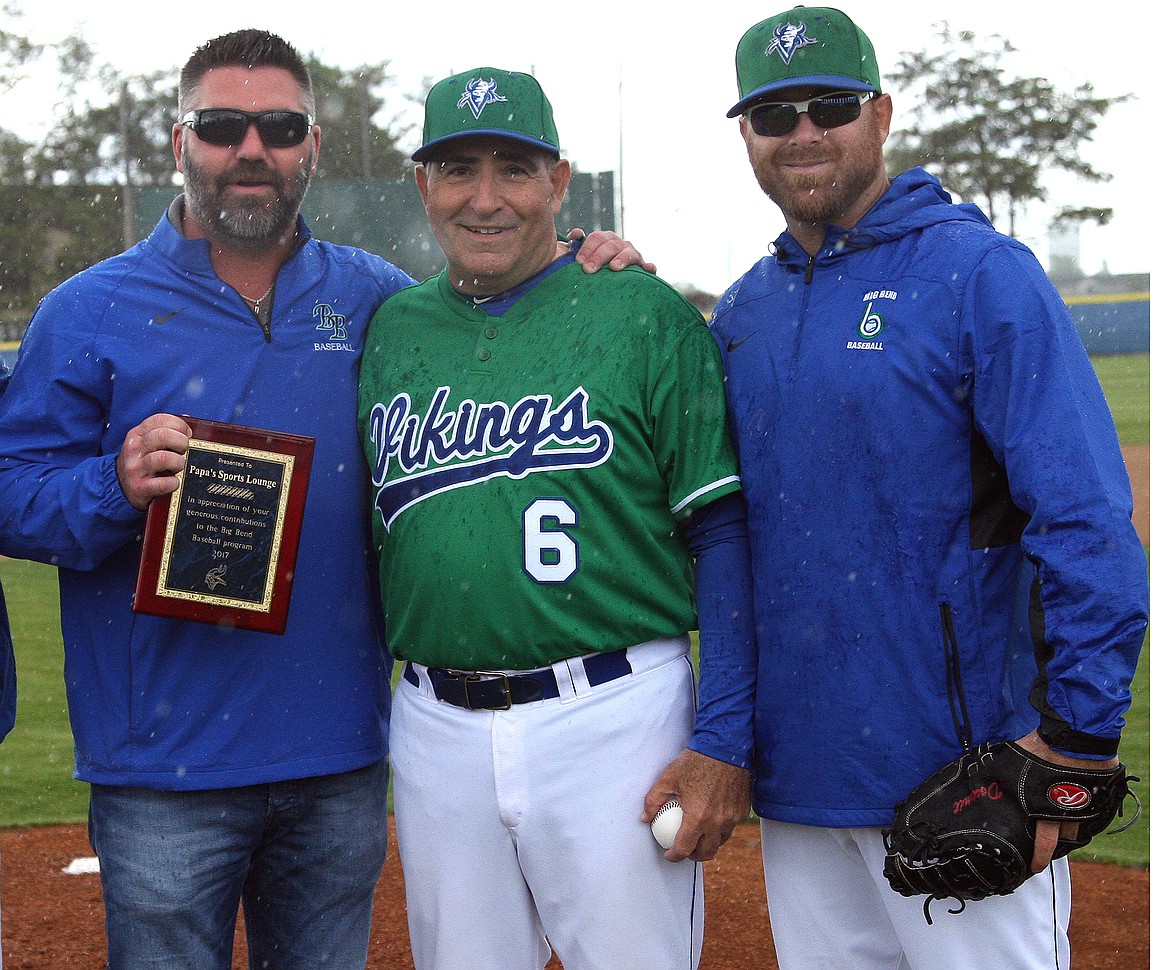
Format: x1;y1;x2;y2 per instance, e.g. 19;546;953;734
358;262;741;672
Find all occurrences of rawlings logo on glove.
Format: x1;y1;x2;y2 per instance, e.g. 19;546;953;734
882;741;1139;923
1048;783;1091;809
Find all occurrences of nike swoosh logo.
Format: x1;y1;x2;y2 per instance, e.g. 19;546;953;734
152;310;183;324
727;331;758;352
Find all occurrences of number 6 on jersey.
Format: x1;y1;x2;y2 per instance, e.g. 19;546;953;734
524;498;578;583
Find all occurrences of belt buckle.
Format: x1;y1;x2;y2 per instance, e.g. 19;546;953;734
465;672;512;711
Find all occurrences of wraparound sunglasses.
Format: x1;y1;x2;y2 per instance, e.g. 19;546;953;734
181;109;313;148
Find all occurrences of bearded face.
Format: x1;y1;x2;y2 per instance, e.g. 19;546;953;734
740;92;891;236
183;143;313;246
176;65;318;249
749;130;885;227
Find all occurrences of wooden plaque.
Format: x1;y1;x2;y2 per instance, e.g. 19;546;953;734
132;418;315;634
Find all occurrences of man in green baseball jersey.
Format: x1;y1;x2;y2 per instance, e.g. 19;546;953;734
358;68;757;970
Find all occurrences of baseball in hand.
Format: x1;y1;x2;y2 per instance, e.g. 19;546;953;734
651;799;684;850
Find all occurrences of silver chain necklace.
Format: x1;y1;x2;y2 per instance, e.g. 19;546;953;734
241;285;274;317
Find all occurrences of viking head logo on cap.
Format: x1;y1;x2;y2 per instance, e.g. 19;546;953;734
767;21;817;64
458;78;507;119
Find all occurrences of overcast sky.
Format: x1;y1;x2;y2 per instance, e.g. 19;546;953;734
0;0;1156;297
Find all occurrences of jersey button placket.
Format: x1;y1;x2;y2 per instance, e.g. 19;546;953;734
475;326;498;366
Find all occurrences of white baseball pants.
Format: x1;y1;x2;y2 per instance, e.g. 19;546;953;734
391;636;703;970
760;819;1072;970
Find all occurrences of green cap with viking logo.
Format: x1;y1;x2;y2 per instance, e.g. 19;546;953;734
413;67;560;162
728;6;881;117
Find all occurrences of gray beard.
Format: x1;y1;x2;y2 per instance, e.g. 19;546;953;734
184;155;311;247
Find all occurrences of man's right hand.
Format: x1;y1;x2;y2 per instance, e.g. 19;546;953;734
115;414;192;510
642;749;751;863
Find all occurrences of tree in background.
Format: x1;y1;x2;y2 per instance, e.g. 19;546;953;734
0;3;46;317
0;11;416;316
32;37;177;188
307;56;412;180
883;26;1126;237
0;0;38;99
28;48;412;186
0;35;152;301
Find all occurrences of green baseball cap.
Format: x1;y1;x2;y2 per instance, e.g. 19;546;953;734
413;67;560;162
727;6;880;117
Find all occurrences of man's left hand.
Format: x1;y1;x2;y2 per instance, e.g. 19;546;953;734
1014;730;1120;872
642;749;750;863
568;228;657;275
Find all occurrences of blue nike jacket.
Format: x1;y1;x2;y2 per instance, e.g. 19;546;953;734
0;206;415;789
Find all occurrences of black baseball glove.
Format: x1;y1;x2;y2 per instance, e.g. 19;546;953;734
882;740;1139;922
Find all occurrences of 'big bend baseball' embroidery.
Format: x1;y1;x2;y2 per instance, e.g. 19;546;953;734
367;385;613;528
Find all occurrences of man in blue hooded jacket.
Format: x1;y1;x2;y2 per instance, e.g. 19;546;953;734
712;8;1148;970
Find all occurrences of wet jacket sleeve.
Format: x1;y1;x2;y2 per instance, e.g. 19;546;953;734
0;299;144;570
682;490;756;768
966;243;1148;758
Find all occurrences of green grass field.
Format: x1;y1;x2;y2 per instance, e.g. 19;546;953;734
0;354;1152;868
1091;353;1150;445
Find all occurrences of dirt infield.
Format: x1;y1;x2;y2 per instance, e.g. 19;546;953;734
0;820;1150;969
0;445;1150;968
1122;445;1149;545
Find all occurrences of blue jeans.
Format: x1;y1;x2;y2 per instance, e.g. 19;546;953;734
88;759;389;969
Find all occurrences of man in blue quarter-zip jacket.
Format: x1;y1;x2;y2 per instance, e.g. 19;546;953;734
712;8;1148;970
0;28;643;970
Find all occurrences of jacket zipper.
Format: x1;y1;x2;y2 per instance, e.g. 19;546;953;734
238;290;274;341
940;603;974;751
788;252;817;383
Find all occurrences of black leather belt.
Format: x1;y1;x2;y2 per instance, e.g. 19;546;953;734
403;649;632;710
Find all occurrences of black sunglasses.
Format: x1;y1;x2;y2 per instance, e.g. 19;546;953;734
181;108;313;149
747;91;874;138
